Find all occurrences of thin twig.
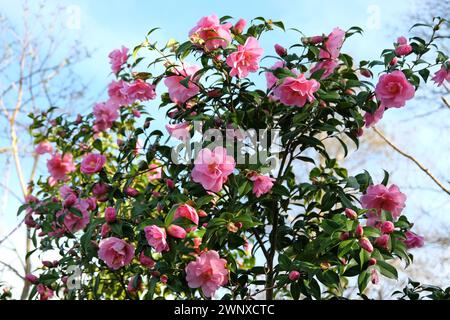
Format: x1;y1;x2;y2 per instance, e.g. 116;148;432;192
373;126;450;196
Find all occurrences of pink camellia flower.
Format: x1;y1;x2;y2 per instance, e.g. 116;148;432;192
249;174;275;198
189;14;232;51
164;63;201;104
364;104;386;128
233;18;246;34
47;153;76;181
166;122;191;141
359;237;374;253
288;270;300;281
185;250;228;298
139;252;155;268
148;163;162;181
375;234;390;249
144;225;169;253
361;184;407;219
226;36;263;78
121;79;156;103
265;61;287;89
37;284;54;301
381;221;395;234
109;46;128;74
108;80;131;107
432;62;450;86
174;204;199;229
319;27;346;60
105;207;116;223
403;231;424;249
273;73;320;107
93;101;119;132
35;141;53;155
80;153;106;175
395;36;413;56
98;237;135;270
58;199;90;233
310;59;340;79
167;224;187;239
375;70;415;108
191;146;236;192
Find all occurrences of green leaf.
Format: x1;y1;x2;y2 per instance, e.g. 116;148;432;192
291;282;300;300
358;270;370;293
377;260;398;279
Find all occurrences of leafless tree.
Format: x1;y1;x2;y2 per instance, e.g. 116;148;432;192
0;1;90;299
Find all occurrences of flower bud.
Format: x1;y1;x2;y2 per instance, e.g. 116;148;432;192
167;225;187;239
227;222;239;233
340;232;350;241
100;223;111;238
166;179;175;189
288;270;300;281
375;234;390;249
368;258;377;266
345;208;358;220
381;221;395;234
390;57;398;66
197;210;208;218
274;44;287;57
25;274;39;284
234;18;246;34
360;69;372;78
371;269;379;285
124;187;139;197
160;275;168;284
359;237;374;253
104;207;116;223
355;224;364;238
139;252;155;268
132;109;141;118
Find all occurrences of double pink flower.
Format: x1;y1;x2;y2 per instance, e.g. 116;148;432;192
226;36;263;78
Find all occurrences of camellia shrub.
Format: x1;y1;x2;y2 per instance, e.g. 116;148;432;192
20;15;449;300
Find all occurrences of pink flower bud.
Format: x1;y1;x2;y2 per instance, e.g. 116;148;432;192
309;35;324;44
395;44;413;56
368;258;377;266
345;208;358;220
359;237;374;253
371;269;379;285
167;225;187;239
235;222;243;229
381;221;395;234
132;109;141;118
390;57;398;66
100;223;111;238
360;69;372;78
227;222;239;233
288;270;300;281
25;274;39;284
157;202;163;213
42;261;54;268
234;18;246;34
397;36;408;45
375;234;390;249
340;232;350;241
160;274;168;284
274;44;287;57
86;197;97;211
355;224;364;238
24;214;37;228
357;128;364;137
92;183;109;199
104;207;116;223
75;114;82;124
207;89;221;98
61;276;68;284
124;187;139;197
139;252;155;268
166;179;175;189
197;210;208;218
